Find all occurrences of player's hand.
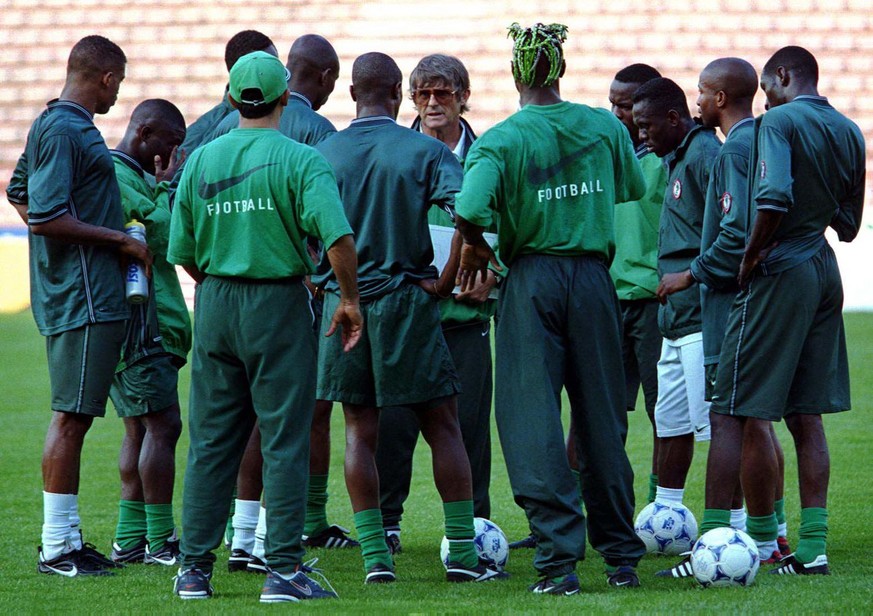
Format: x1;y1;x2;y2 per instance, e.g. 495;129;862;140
455;269;497;305
119;234;153;278
656;270;694;305
456;239;501;293
325;298;363;352
155;146;186;184
738;242;777;290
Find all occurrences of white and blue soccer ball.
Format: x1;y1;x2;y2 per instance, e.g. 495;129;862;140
440;517;509;570
634;501;698;555
691;527;760;587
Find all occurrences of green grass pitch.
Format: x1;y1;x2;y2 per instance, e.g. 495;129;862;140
1;310;871;612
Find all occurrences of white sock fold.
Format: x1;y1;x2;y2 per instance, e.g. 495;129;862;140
42;492;76;561
68;497;82;550
654;486;685;505
252;505;267;560
231;499;261;553
777;522;788;537
730;508;747;532
755;538;778;560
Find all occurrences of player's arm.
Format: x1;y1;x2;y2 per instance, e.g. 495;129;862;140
829;144;866;242
323;234;362;352
7;151;30;224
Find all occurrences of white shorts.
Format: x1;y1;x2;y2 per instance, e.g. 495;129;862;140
654;332;711;441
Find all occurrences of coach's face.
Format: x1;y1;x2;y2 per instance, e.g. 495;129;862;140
413;79;468;133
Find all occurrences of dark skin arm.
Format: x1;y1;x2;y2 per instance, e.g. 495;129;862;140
11;201;28;224
738;209;784;289
455;216;502;292
31;212;153;277
656;270;695;304
418;228;463;298
182;265;206;284
154;146;185;185
324;234;363;352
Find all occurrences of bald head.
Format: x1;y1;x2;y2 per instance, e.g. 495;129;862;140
130;99;186;132
351;52;402;107
288;34;339;73
701;58;758;102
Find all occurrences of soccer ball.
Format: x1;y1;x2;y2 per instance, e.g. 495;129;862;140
691;527;760;587
634;501;698;555
440;517;509;570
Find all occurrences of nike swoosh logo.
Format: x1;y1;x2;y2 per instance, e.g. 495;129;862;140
526;139;602;185
197;163;279;200
290;579;313;596
614;580;631;586
47;563;78;578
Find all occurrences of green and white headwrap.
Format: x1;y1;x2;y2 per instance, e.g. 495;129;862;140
507;22;569;87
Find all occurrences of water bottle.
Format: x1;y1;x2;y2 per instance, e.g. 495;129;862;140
125;220;149;304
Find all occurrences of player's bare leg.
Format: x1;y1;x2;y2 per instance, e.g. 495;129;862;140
140;405;182;504
656;434;694;488
119;419;146;502
739;419;779;560
43;412;93;494
770;423;790;555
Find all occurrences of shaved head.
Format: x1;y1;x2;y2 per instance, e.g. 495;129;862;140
288;34;339;74
701;57;757;103
351;52;402;106
130;98;185;132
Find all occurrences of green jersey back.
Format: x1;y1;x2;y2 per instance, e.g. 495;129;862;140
689;119;753;364
658;125;721;339
113;153;192;364
456;101;645;264
13;100;128;336
207;94;336;145
611;145;667;300
168;128;352;279
753;96;866;274
313;117;463;299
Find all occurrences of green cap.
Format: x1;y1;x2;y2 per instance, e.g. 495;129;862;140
228;51;289;106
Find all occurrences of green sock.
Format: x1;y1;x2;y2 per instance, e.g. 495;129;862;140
795;507;828;564
353;509;392;571
700;509;731;535
443;500;478;568
304;474;330;536
648;474;658;503
115;500;147;549
745;513;778;544
774;498;786;526
145;503;175;550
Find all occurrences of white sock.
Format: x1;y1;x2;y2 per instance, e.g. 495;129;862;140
252;505;267;560
730;508;747;532
654;486;684;505
68;497;82;550
42;492;76;561
756;538;778;560
231;499;260;553
777;522;788;537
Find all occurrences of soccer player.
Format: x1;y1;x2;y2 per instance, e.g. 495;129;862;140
212;35;354;577
314;51;504;584
712;46;865;576
105;100;190;567
168;51;361;602
631;77;721;518
455;23;647;594
179;30;278;153
6;35;151;576
376;53;497;555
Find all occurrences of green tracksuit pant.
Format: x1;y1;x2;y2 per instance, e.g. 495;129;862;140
180;276;315;575
376;319;493;527
496;254;645;576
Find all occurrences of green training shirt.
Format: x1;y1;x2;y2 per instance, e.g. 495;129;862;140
168;127;352;279
179;91;235;154
10;100;128;336
113;152;192;364
657;124;721;339
456;101;645;265
610;144;667;300
313;116;463;300
207;93;337;146
752;96;866;275
689;119;753;364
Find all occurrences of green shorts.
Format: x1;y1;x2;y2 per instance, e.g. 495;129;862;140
46;321;126;417
711;245;850;421
317;284;460;407
110;353;180;418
